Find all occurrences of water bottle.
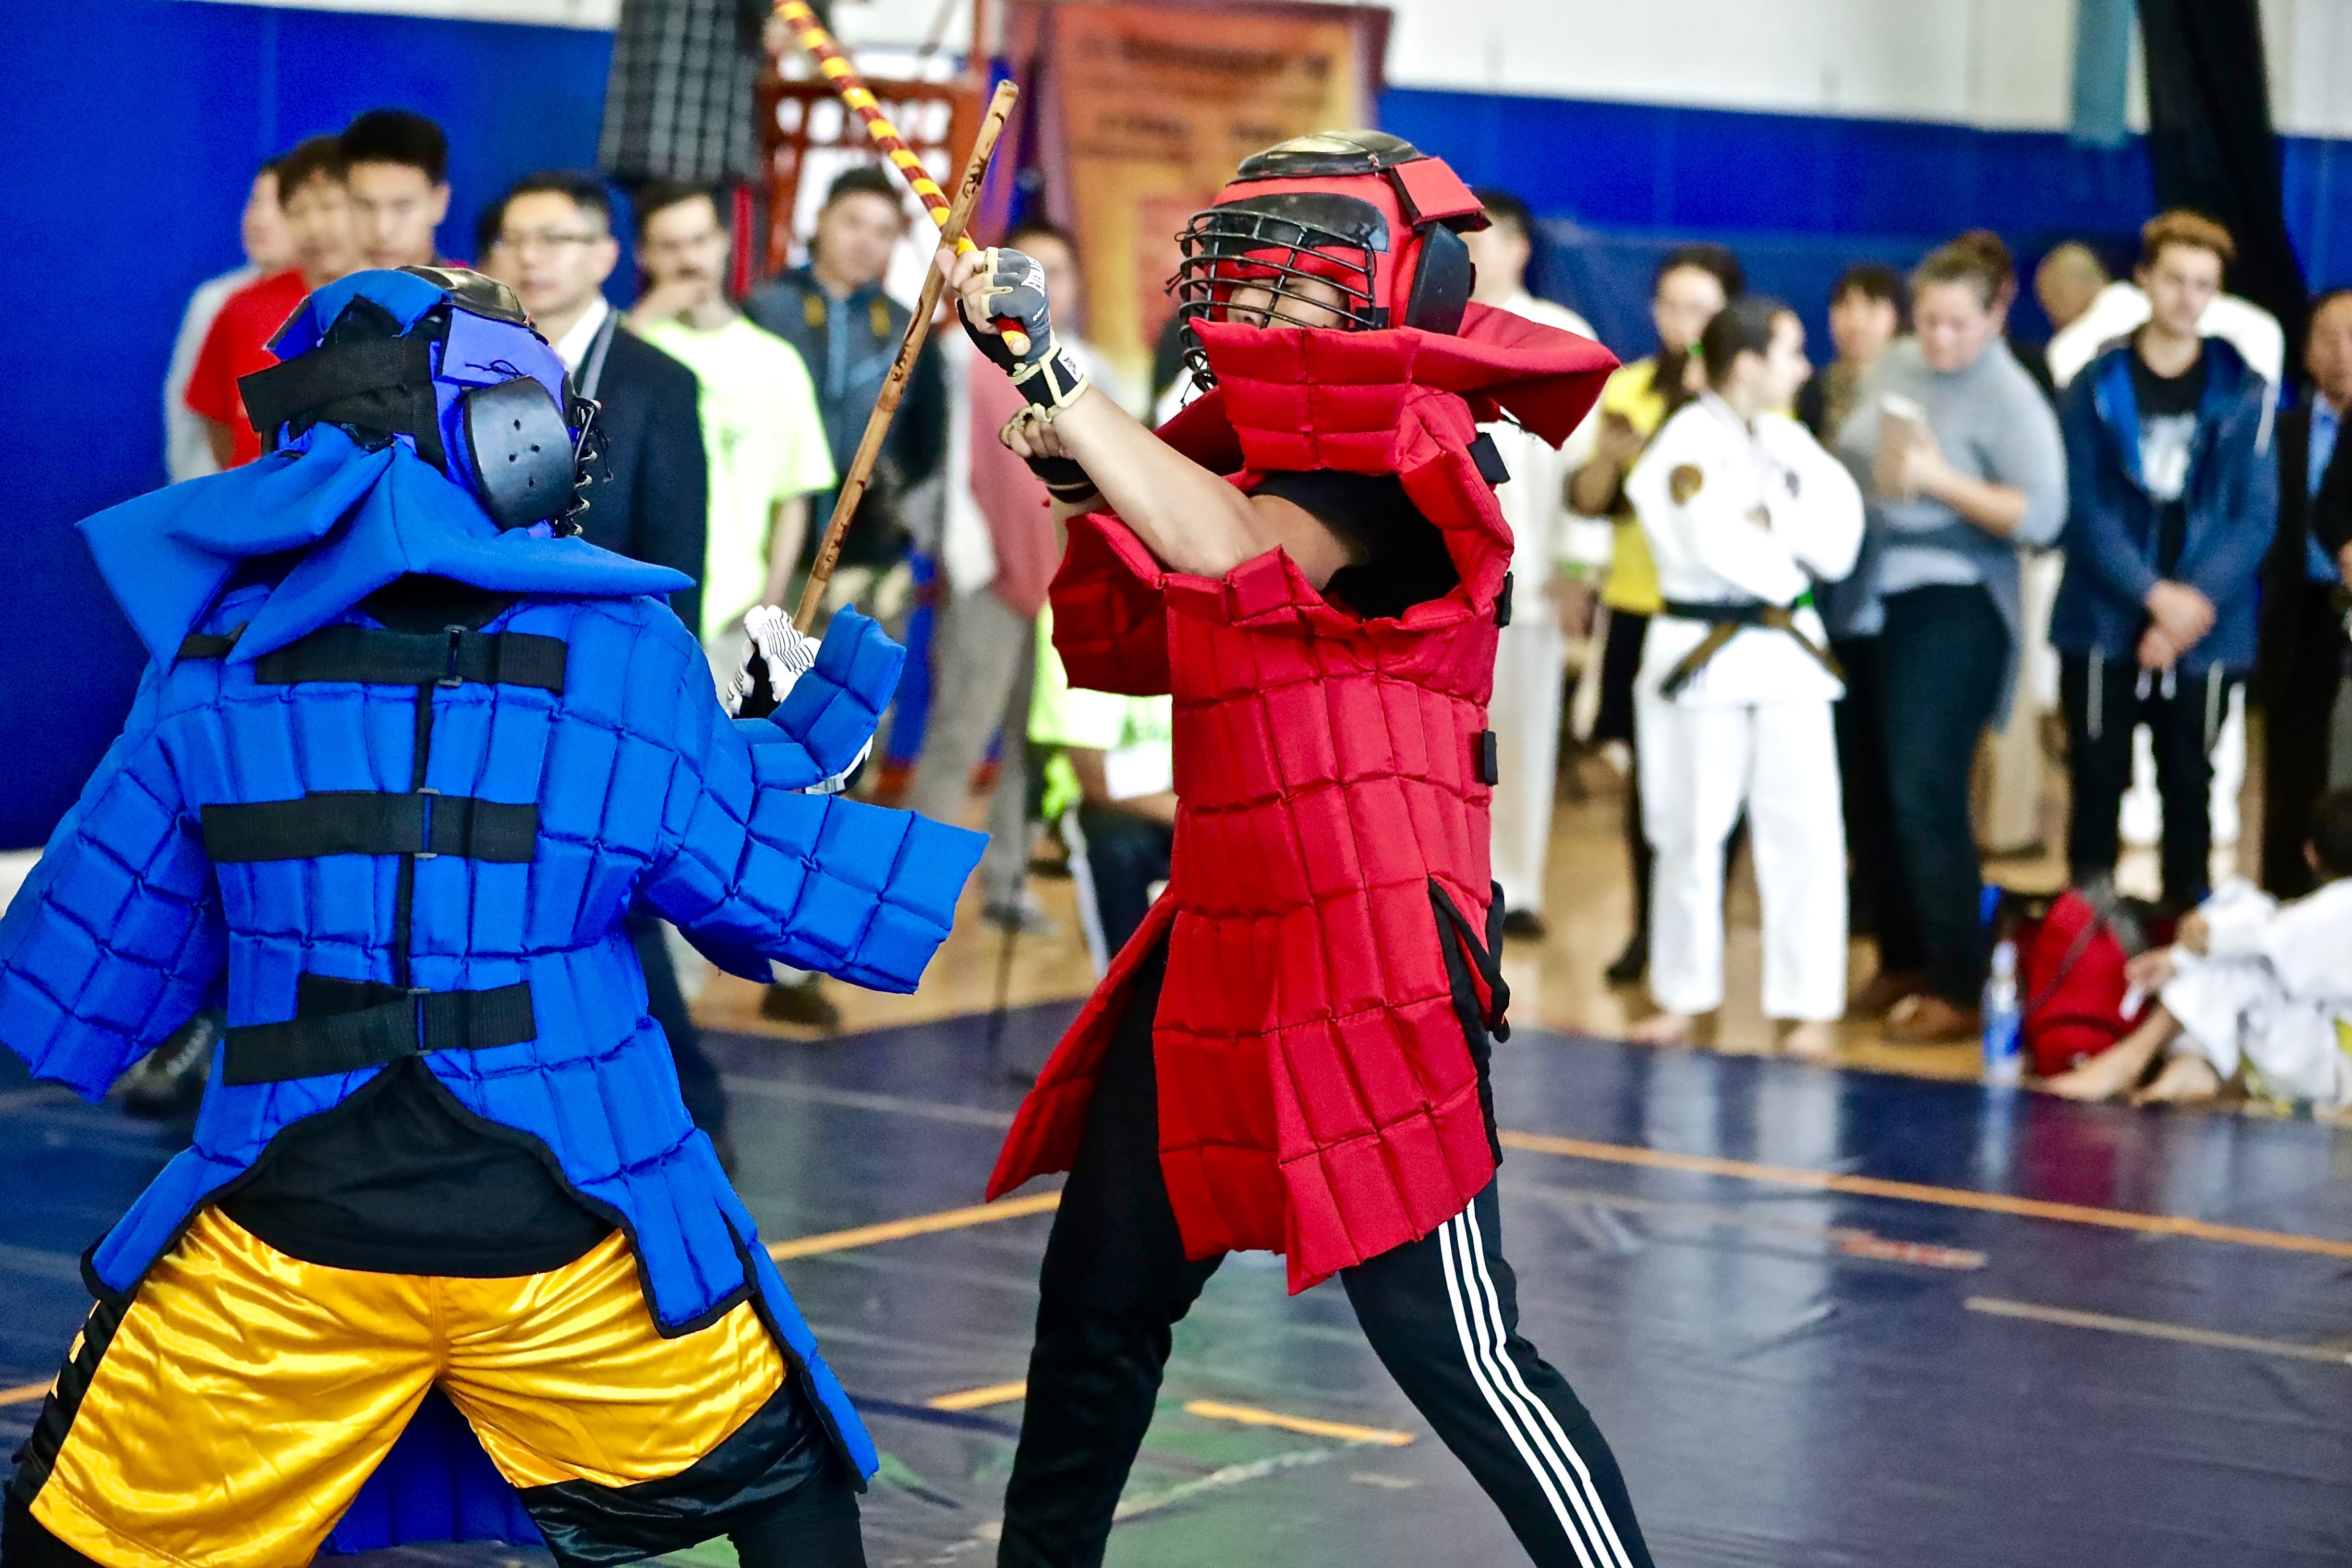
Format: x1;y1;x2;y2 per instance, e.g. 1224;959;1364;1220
1982;937;2022;1087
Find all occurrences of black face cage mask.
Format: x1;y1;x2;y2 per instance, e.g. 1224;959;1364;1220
1168;197;1388;387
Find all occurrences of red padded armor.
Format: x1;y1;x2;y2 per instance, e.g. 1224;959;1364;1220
988;305;1615;1291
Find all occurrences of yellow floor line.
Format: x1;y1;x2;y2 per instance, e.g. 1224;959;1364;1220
1183;1399;1414;1446
1498;1130;2352;1260
1966;1296;2352;1365
1;1379;50;1408
921;1381;1413;1446
767;1191;1060;1262
928;1380;1028;1411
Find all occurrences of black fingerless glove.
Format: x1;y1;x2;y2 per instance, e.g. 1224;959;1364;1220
960;246;1091;413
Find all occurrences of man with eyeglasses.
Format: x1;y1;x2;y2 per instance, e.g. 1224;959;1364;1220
482;170;728;1157
629;180;842;1032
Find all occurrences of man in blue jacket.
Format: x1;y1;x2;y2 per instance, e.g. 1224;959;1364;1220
2052;210;2279;911
0;268;982;1568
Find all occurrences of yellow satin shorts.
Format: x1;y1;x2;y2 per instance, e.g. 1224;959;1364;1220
22;1208;787;1568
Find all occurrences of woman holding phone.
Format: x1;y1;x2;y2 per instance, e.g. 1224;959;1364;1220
1831;237;2068;1042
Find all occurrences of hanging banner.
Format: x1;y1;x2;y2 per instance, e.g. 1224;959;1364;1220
1015;0;1388;388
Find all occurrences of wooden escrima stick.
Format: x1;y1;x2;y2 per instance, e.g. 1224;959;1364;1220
787;77;1019;632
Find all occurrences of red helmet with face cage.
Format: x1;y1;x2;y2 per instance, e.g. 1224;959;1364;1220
1168;130;1490;384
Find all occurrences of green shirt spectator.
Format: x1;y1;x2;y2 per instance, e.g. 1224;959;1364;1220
636;314;836;644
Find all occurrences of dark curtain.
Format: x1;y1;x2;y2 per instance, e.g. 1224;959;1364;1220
2138;0;2310;368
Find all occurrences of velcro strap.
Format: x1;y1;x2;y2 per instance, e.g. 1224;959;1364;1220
1467;432;1511;486
176;624;247;660
202;791;538;863
238;335;435;446
221;973;536;1086
254;625;568;693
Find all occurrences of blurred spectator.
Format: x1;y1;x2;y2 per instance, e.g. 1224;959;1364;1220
480;172;729;1153
1798;263;1906;441
906;220;1124;934
2258;287;2352;897
341;108;452;270
2053;211;2277;913
1568;243;1742;983
164;158;291;482
486;171;709;647
2042;788;2352;1108
745;166;947;611
1833;237;2067;1041
1031;612;1176;973
1625;299;1862;1060
2035;243;2110;339
183;136;357;469
1466;187;1601;938
1810;265;1909;932
633;181;840;1033
627;182;834;671
2049;268;2284;393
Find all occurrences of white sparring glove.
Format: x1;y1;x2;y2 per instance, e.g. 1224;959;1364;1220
732;604;821;715
732;605;871;795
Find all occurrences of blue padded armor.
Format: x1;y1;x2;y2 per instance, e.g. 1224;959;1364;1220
0;583;983;1484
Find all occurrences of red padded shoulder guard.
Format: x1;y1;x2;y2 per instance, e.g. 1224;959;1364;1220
1046;513;1172;696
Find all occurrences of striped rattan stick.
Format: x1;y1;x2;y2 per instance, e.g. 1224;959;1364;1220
774;0;1028;352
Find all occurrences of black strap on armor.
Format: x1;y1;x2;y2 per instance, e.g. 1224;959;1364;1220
1467;431;1511;487
202;791;538;863
253;624;568;693
177;625;247;660
237;334;444;464
221;972;536;1087
1656;595;1843;699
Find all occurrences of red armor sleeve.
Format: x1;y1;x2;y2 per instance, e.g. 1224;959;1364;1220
1046;514;1173;696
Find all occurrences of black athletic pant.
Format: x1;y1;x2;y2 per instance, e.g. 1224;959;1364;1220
1833;635;1901;946
1876;586;2005;1006
2260;584;2348;898
2060;653;2240;910
998;949;1651;1568
1596;609;1654;950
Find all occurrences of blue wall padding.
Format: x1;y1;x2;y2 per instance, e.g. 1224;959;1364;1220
7;6;2352;848
0;0;614;849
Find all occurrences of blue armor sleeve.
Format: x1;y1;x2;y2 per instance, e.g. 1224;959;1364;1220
642;612;985;992
0;664;225;1099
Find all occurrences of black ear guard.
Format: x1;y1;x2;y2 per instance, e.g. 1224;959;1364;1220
460;377;585;533
1403;221;1473;336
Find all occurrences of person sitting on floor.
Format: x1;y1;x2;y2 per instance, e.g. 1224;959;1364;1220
2043;787;2352;1109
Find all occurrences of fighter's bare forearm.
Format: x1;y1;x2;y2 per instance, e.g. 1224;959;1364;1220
1044;388;1265;576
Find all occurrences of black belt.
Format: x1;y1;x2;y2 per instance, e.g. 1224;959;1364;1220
1657;597;1843;699
178;622;566;693
202;791;538;863
222;973;536;1087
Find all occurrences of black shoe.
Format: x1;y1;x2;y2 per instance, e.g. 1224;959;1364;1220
1500;908;1548;940
115;1011;221;1119
1603;934;1648;986
759;980;842;1031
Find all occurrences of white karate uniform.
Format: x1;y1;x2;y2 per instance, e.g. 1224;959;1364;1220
1625;395;1864;1021
2160;877;2352;1107
1483;292;1603;920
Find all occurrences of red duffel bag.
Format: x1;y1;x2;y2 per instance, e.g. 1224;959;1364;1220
2015;887;2158;1078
